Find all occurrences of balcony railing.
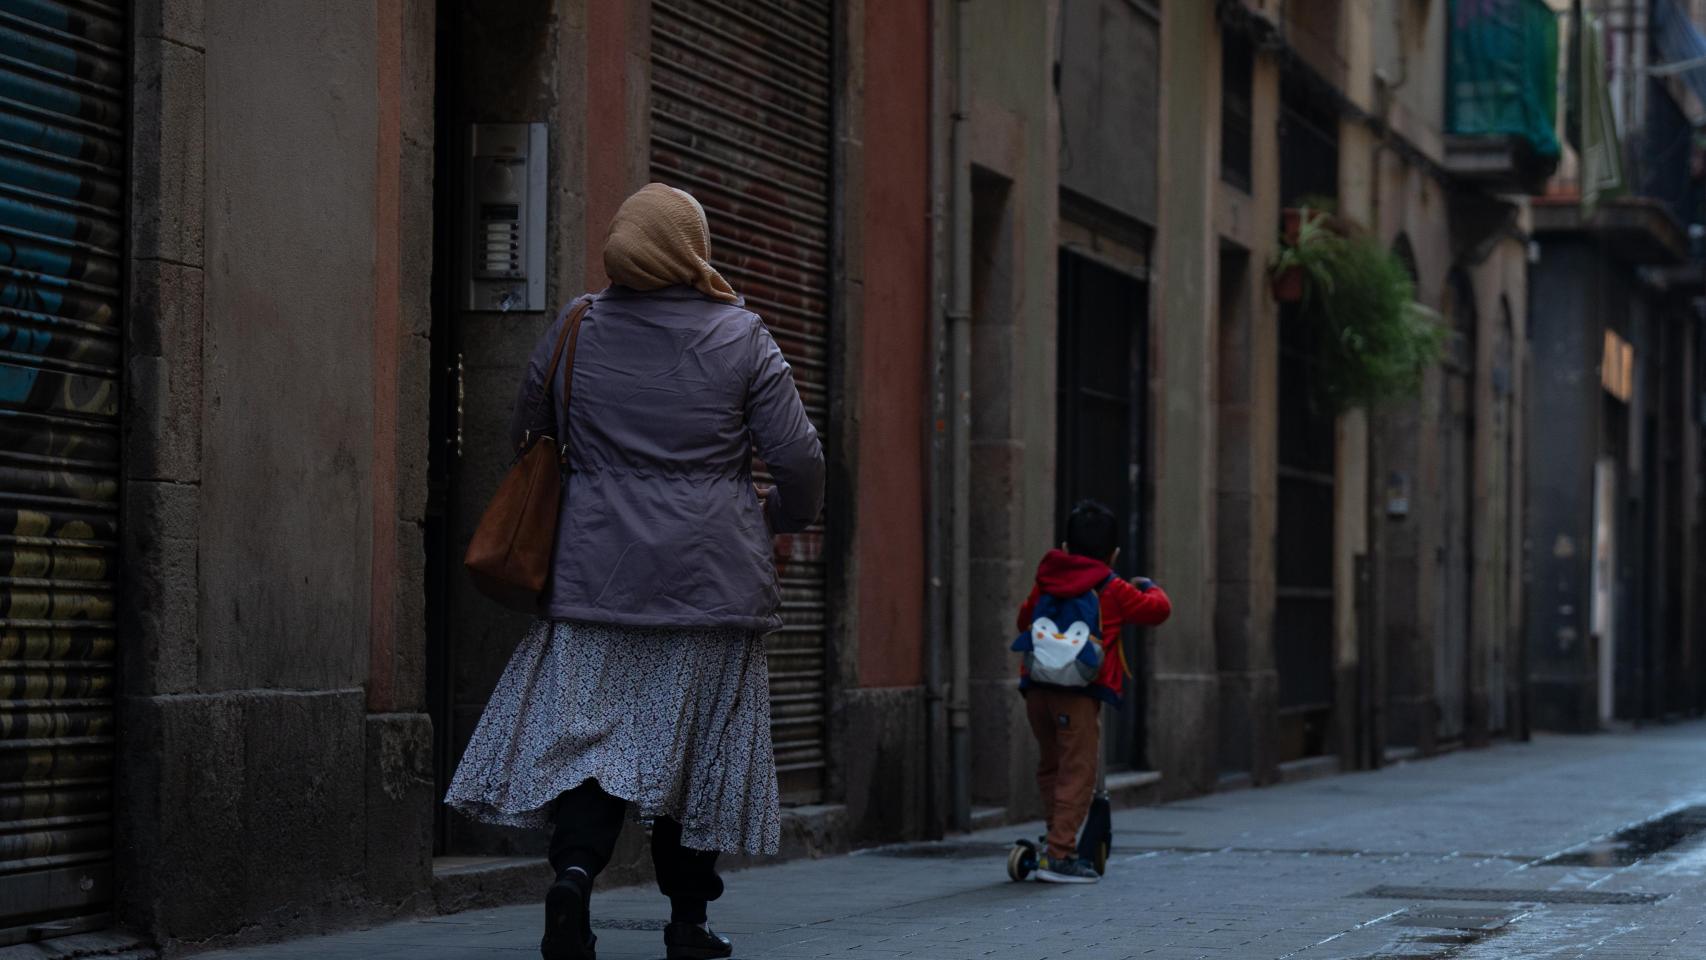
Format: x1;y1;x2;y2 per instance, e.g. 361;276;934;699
1445;0;1563;194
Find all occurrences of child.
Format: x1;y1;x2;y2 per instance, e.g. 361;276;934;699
1013;500;1171;883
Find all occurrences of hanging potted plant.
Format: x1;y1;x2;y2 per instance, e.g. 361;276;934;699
1270;206;1336;303
1302;231;1447;412
1269;195;1445;409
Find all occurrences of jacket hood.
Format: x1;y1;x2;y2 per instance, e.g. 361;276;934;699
1034;548;1113;596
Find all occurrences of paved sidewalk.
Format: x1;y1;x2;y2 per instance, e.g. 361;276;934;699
201;723;1706;959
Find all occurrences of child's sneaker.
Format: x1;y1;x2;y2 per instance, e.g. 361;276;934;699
1036;853;1100;884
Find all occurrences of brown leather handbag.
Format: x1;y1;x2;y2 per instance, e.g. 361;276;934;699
463;300;588;611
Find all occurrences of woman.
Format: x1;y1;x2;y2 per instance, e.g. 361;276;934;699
445;183;824;960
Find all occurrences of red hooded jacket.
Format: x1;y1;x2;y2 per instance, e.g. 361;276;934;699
1015;549;1172;705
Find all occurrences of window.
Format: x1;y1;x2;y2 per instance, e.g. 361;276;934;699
1221;28;1254;192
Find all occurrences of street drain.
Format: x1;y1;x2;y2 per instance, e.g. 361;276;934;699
1538;804;1706;867
1388;908;1521;958
1340;907;1523;959
1358;884;1666;905
1391;907;1517;932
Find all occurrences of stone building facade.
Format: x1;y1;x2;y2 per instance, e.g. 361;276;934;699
3;0;934;953
11;1;1700;957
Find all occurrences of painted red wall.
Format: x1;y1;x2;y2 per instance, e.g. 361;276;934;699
583;0;630;293
856;0;930;688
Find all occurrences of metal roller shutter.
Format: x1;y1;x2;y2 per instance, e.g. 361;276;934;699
0;0;125;944
650;0;831;802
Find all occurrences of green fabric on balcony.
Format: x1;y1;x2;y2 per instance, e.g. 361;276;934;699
1578;11;1624;216
1448;0;1562;159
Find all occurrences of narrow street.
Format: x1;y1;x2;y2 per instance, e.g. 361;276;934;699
196;723;1706;960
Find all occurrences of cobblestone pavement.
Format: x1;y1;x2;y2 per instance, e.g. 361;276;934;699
199;722;1706;959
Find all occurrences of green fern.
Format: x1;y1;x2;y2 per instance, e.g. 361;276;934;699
1272;220;1446;412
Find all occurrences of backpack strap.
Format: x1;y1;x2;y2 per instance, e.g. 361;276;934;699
1092;573;1115;635
1094;574;1136;680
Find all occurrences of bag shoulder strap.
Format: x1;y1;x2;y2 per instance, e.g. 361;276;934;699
526;299;591;446
558;300;588;417
556;300;590;464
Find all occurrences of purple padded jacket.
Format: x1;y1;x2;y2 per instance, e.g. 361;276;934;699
507;285;825;631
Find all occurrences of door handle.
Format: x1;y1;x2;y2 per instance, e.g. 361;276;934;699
448;353;465;460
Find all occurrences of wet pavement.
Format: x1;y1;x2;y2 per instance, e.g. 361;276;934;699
197;721;1706;959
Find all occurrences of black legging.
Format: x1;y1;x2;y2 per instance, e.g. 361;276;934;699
548;780;724;924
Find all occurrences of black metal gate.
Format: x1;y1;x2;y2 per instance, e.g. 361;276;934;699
1055;249;1148;770
1437;270;1476;741
1275;69;1338;761
650;0;833;802
1488;298;1515;733
1274;302;1337;759
0;0;126;942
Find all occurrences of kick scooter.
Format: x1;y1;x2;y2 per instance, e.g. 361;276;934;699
1007;702;1112;881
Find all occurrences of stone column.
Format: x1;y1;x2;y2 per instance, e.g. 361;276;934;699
1151;0;1221;795
1212;23;1282;786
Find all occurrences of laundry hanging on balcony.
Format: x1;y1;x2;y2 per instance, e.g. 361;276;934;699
1652;0;1706;123
1447;0;1562;160
1577;10;1624;216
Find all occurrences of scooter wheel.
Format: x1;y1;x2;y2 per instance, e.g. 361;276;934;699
1092;840;1109;876
1007;843;1035;882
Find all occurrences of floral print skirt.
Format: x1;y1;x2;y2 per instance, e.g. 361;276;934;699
444;619;781;855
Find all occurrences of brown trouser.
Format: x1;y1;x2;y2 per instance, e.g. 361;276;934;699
1024;687;1101;859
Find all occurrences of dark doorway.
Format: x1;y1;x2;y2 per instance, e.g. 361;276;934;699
1055;248;1149;771
1274;67;1340;761
1275;300;1337;760
1436;269;1476;743
1490;297;1516;734
424;0;551;859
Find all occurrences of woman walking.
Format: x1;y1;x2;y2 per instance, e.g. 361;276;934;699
445;183;825;960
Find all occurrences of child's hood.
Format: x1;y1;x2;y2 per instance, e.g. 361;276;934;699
1034;549;1113;597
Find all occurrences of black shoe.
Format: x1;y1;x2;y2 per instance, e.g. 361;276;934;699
664;921;733;960
1036;853;1100;884
542;871;597;960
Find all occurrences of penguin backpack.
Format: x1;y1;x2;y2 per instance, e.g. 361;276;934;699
1010;575;1110;687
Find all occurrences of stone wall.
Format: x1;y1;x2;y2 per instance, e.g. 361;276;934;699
119;0;437;950
963;0;1062;815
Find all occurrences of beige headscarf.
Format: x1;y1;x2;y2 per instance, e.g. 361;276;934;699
602;183;739;303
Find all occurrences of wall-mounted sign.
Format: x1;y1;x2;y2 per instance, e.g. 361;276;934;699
1602;329;1634;403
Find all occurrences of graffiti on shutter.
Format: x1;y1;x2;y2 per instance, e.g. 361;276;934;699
0;0;125;944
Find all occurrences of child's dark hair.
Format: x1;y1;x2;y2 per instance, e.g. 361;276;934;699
1065;500;1119;559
